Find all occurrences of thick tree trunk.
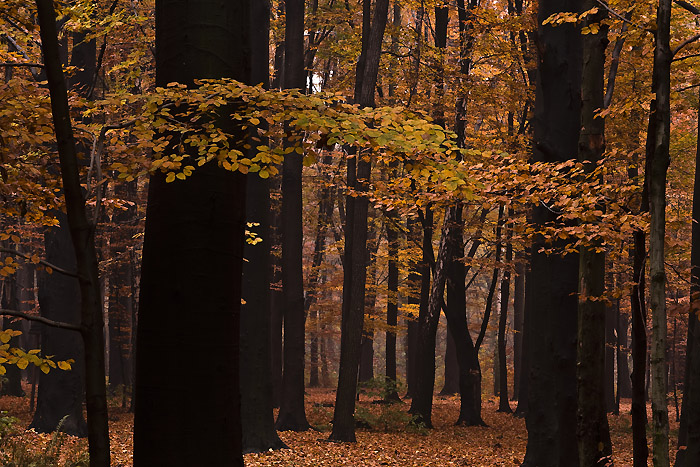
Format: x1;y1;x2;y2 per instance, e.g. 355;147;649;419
576;2;612;464
240;0;286;453
134;0;251;465
276;0;310;432
522;0;581;464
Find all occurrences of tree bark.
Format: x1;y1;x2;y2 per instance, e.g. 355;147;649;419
276;0;310;432
522;0;581;464
35;1;109;464
648;1;672;465
240;0;286;453
330;0;389;442
512;261;525;401
497;230;512;413
133;0;251;465
576;1;612;464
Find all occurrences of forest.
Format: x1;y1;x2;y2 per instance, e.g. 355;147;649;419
0;0;700;465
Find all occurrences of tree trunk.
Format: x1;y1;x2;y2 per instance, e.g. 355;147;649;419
439;328;459;396
133;0;251;465
276;0;310;433
497;233;512;413
1;273;25;397
675;86;700;467
240;0;286;453
385;209;400;401
576;2;612;464
330;0;389;442
512;261;525;401
35;1;109;464
522;0;581;464
648;1;671;465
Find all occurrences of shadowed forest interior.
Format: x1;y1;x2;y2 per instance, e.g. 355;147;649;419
1;0;700;466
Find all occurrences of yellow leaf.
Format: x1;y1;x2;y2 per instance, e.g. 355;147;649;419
58;361;72;371
40;363;50;374
0;365;5;376
165;172;176;183
0;333;10;344
17;357;29;370
176;173;186;180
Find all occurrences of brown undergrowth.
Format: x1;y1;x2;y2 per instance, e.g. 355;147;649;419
0;387;680;466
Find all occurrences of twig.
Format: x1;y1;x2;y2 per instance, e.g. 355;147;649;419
595;0;652;33
0;247;81;279
0;309;83;333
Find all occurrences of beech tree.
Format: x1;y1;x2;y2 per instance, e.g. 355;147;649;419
133;0;252;464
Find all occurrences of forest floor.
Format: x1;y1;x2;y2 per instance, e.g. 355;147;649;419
0;386;682;466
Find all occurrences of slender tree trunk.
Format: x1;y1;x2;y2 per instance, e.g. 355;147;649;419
648;1;671;465
497;230;512;413
512;261;525;401
385;208;400;401
675;85;700;467
35;1;109;464
330;0;390;442
439;328;459;396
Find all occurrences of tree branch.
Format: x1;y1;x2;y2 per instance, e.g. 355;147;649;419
673;33;700;56
0;62;44;68
0;247;81;279
674;0;700;15
0;309;83;333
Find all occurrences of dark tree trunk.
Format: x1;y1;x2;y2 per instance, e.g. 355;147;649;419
1;273;25;397
31;214;87;437
276;0;310;432
444;206;485;427
410;209;453;428
330;0;389;442
439;328;459;396
512;261;525;401
605;291;617;413
647;2;672;464
133;0;251;465
522;0;581;464
385;209;400;401
305;156;334;388
497;233;512;413
35;1;109;463
675;62;700;467
618;310;633;398
405;211;428;398
240;0;286;453
515;263;532;417
359;335;374;383
576;2;612;463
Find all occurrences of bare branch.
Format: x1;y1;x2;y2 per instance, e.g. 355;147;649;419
0;62;44;68
595;0;653;33
0;247;81;279
674;0;700;15
673;33;700;56
0;309;83;333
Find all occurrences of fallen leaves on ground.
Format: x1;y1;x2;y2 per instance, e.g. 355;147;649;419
0;387;681;466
